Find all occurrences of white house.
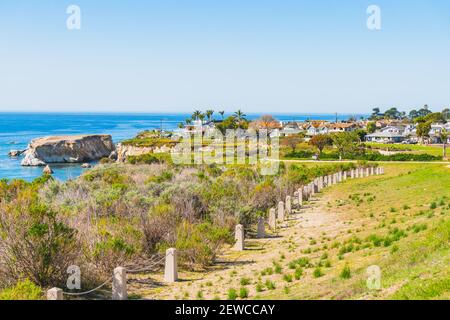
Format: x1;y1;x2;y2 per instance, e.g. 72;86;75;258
365;126;407;143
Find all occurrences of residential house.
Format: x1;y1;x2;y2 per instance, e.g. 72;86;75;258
365;125;407;143
328;122;358;133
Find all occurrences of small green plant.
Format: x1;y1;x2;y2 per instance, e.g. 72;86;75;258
313;267;323;278
255;282;263;292
227;288;238;300
196;290;204;300
294;267;303;280
340;264;351;279
274;263;282;274
240;277;251;286
261;267;274;276
391;245;399;254
239;287;249;299
265;280;276;290
430;202;437;210
283;274;293;283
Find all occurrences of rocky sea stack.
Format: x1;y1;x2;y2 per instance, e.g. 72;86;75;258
21;135;115;166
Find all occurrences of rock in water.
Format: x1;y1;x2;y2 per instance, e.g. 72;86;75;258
81;163;92;168
8;150;25;157
43;165;54;175
21;135;115;166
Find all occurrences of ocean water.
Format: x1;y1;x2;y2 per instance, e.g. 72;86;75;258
0;112;366;181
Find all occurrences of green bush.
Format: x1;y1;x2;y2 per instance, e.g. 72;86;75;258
0;200;78;287
239;287;249;299
127;153;172;165
164;221;233;268
283;274;293;283
313;267;323;278
227;288;238;300
240;278;251;286
0;279;43;300
294;267;303;280
286;150;441;162
265;280;276;290
255;282;263;292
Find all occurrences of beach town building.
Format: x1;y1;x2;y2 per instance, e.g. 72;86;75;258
365;125;408;143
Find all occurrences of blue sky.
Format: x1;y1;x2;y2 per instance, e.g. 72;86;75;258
1;0;450;113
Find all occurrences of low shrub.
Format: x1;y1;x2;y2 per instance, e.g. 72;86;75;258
162;221;233;269
0;279;43;300
239;287;249;299
227;288;238;300
313;267;323;278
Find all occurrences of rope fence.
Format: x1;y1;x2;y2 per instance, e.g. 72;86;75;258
47;166;384;300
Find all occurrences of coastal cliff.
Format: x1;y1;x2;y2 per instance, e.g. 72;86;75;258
21;135;115;166
116;143;172;162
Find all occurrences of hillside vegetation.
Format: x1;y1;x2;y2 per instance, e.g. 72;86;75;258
0;160;356;298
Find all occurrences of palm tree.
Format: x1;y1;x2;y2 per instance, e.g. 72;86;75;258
185;119;192;125
192;110;202;120
219;111;225;120
178;122;184;129
234;110;246;121
205;110;214;122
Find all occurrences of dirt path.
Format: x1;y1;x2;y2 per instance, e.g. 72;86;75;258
130;190;349;300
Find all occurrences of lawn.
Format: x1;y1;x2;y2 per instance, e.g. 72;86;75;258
365;142;445;157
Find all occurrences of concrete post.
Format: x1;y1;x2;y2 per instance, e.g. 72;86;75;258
278;201;285;221
268;208;276;229
355;168;359;178
47;288;63;300
370;167;374;175
164;248;178;283
366;167;370;177
343;171;347;180
285;196;291;215
350;169;354;178
257;217;265;239
298;188;303;207
234;225;245;251
112;267;127;300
